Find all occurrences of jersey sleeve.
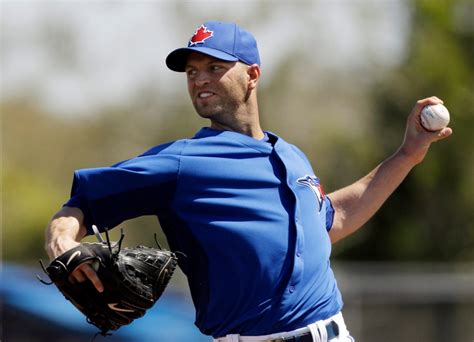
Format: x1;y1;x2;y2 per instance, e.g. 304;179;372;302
64;142;183;235
324;196;335;231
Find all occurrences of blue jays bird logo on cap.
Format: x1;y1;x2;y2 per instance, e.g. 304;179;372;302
297;175;325;211
166;21;261;72
189;25;214;46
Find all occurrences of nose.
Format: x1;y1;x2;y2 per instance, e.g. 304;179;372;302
194;71;211;87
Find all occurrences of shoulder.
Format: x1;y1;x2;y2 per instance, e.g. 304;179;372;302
270;132;310;160
290;144;310;161
138;130;231;157
139;139;189;157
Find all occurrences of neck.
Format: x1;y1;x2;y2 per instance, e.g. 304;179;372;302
209;97;264;139
210;120;264;140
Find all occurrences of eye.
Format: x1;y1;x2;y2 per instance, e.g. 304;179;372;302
210;65;222;71
186;68;197;77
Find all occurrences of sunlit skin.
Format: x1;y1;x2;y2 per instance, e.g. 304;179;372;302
185;52;264;139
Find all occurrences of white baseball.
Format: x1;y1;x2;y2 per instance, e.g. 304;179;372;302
420;104;450;131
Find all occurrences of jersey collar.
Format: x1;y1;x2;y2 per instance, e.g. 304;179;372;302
193;127;277;154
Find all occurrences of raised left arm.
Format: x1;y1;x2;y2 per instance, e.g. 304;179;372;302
328;96;452;243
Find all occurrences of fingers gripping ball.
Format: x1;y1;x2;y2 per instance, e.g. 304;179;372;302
40;239;177;336
420;104;450;131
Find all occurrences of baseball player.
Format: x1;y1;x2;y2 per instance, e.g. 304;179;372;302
45;21;452;341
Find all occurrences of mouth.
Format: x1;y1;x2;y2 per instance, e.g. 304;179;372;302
197;91;215;99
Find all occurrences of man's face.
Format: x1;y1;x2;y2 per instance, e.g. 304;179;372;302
185;53;249;120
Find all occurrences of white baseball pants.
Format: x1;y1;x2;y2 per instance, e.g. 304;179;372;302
213;312;355;342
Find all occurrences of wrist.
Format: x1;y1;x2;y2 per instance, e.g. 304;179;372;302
397;143;429;166
45;207;86;260
388;148;422;174
46;235;81;260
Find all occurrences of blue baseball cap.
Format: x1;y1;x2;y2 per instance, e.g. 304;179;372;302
166;21;261;72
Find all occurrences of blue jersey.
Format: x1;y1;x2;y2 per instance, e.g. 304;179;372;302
66;127;343;337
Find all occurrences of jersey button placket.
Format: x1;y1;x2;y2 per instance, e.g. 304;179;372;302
276;144;305;295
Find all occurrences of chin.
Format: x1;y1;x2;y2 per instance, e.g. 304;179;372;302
195;106;222;119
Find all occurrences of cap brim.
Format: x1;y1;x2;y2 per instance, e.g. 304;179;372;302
166;47;239;72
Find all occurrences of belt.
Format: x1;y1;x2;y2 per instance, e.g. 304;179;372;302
271;321;339;342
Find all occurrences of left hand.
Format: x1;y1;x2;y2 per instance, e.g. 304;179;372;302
399;96;453;165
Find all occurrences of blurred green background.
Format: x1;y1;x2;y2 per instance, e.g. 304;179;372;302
1;0;473;341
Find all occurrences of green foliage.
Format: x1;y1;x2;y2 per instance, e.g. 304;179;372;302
2;166;64;261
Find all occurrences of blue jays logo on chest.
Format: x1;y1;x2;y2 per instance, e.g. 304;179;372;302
297;175;325;211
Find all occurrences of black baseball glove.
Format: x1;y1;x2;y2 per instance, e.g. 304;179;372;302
39;230;177;336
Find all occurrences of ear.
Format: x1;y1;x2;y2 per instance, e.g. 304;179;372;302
247;64;261;90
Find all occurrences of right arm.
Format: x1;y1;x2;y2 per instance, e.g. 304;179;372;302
45;144;183;291
45;206;104;292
